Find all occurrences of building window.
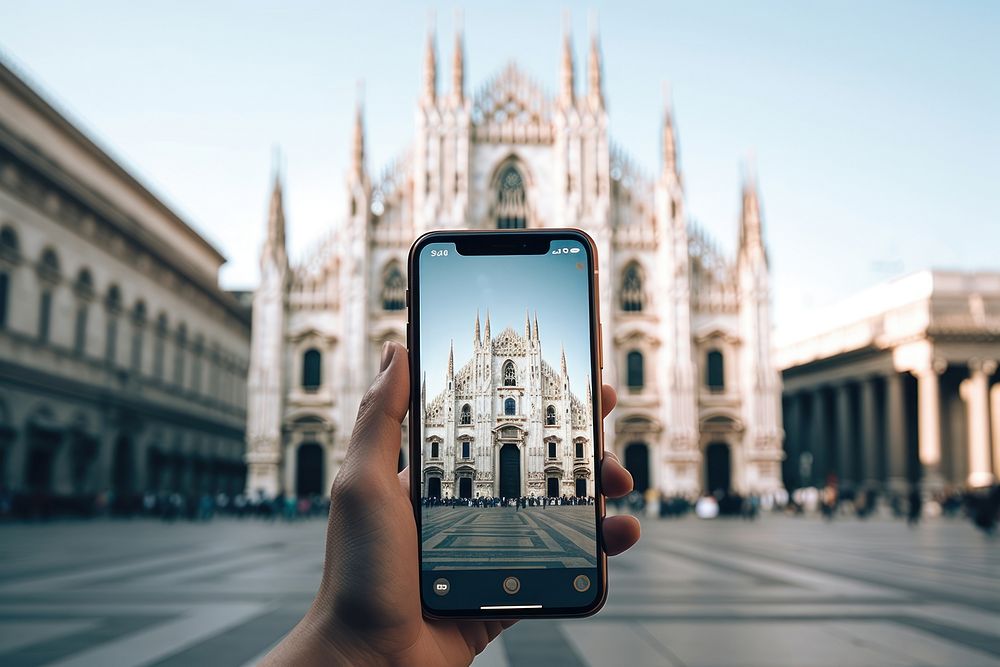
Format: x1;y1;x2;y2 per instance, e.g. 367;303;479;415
504;397;516;416
174;323;187;386
131;301;146;373
460;403;472;425
502;360;516;386
153;314;167;379
382;263;406;311
73;269;94;356
0;272;8;329
621;262;645;312
547;441;557;459
575;440;585;459
190;338;204;393
0;225;18;258
430;441;439;459
627;350;644;390
495;165;527;229
707;350;725;391
302;348;322;390
105;286;122;365
38;290;52;342
546;405;557;425
461;441;470;459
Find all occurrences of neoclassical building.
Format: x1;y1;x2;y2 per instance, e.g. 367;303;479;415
420;315;594;500
777;271;1000;496
0;60;250;513
245;21;784;499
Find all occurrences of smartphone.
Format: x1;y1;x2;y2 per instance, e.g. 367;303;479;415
407;229;606;619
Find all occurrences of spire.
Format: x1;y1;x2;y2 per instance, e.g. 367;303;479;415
662;82;678;180
533;311;539;340
484;310;491;341
474;310;481;347
561;345;568;377
739;158;768;266
585;373;592;406
267;154;286;248
559;10;575;108
587;14;604;111
351;82;366;182
448;339;454;377
524;309;531;339
263;156;288;268
421;372;427;410
451;10;464;105
423;16;437;105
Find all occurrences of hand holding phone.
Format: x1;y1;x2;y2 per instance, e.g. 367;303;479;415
260;341;639;666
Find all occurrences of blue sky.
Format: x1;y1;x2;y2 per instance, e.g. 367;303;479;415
0;1;997;329
419;240;592;399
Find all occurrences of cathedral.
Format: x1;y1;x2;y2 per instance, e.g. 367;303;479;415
244;20;784;500
420;315;594;500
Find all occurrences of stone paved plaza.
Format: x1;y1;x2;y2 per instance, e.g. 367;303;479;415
0;515;998;666
422;505;598;569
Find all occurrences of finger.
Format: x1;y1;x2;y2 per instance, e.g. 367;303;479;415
602;514;641;556
342;341;409;483
601;453;633;499
600;384;617;419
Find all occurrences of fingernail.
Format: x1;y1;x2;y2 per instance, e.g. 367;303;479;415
380;342;394;372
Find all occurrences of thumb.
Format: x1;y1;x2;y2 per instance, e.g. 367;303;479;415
342;341;410;484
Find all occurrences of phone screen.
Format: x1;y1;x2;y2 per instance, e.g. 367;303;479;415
412;232;603;615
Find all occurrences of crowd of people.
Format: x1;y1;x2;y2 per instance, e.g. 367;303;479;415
0;486;331;523
615;480;1000;535
422;494;595;509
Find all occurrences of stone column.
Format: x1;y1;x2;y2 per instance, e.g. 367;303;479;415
884;372;908;494
963;360;996;488
834;383;853;489
916;364;945;491
859;377;879;490
992;383;1000;482
783;393;801;489
810;389;829;487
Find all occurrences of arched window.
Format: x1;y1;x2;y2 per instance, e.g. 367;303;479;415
0;225;18;257
105;285;122;365
38;289;52;342
72;269;93;356
707;349;725;391
621;262;645;312
382;263;405;311
153;314;168;379
502;360;516;386
302;348;322;390
174;323;187;385
495;165;527;229
627;350;644;390
131;301;147;373
190;336;204;393
546;405;557;426
39;247;61;278
504;397;516;416
460;404;472;425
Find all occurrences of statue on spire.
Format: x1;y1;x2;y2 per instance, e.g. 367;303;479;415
662;82;679;181
351;81;366;182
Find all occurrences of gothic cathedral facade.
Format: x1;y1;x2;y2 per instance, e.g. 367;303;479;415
244;22;784;500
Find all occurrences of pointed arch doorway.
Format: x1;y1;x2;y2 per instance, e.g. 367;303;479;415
296;442;324;497
499;443;520;498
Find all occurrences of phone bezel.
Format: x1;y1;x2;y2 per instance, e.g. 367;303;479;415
406;228;608;620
